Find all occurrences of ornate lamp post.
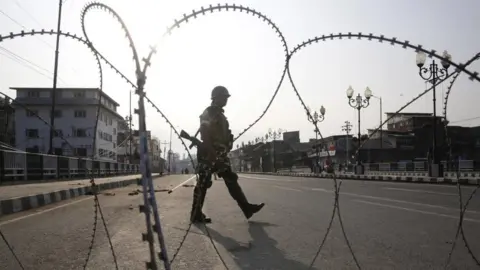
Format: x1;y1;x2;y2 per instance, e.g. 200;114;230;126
265;128;285;172
308;105;326;173
346;85;372;174
416;50;451;177
341;120;353;169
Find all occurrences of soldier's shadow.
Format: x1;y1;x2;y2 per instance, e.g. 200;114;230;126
196;221;317;270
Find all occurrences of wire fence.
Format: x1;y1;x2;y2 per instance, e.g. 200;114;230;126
0;1;478;269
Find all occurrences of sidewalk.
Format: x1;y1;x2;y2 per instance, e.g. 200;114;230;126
0;174;161;217
241;172;480;185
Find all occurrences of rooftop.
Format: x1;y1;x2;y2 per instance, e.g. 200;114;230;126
10;87;120;107
385;112;432;116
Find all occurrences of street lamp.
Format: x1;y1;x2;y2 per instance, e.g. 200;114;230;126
265;128;284;172
346;85;372;174
308;106;326;173
416;50;451;177
341;120;353;169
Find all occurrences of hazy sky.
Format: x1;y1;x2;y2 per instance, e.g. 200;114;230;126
0;0;479;158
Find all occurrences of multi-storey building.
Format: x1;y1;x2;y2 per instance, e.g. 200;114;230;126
124;130;165;172
12;87;122;161
385;112;445;132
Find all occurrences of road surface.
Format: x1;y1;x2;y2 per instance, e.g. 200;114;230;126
0;174;479;269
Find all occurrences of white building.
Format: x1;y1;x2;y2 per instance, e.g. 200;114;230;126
12;87;123;161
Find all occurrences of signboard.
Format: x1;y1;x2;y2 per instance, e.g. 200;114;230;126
308;150;336;158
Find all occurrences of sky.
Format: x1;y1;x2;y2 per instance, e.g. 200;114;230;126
0;0;479;159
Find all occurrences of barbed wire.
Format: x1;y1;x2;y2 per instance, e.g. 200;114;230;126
441;53;480;268
78;2;291;268
1;2;479;269
74;5;480;270
81;3;173;269
288;33;480;268
286;46;361;268
145;3;290;143
145;4;289;268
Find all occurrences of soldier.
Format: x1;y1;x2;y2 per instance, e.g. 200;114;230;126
190;86;265;223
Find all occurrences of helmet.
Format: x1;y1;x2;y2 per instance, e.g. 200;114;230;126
211;86;230;100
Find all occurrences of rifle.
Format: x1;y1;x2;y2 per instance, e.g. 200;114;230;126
180;130;202;149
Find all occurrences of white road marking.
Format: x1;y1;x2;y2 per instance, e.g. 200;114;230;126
309;187;479;215
168;175;197;192
273;186;302;192
240;175;298;182
240;174;477;191
383;187;457;196
0;196;93;226
354;199;480;224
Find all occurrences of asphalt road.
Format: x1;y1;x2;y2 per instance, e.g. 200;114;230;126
0;174;479;270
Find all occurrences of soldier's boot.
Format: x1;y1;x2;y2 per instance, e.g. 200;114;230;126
241;202;265;220
189;182;212;223
224;174;265;220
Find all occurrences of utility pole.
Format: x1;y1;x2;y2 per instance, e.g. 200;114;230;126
342;121;352;167
168;127;172;173
48;0;63;154
128;90;133;163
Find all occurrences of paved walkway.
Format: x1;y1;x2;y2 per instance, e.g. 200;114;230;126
0;175;143;200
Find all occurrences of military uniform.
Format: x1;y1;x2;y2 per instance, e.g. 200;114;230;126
190;86;264;223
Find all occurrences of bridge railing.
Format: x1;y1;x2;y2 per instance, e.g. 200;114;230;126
0;149;140;183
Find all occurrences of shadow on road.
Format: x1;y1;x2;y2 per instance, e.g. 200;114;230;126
198;221;317;270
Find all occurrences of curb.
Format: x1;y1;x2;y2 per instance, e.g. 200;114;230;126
241;172;480;186
0;175;161;217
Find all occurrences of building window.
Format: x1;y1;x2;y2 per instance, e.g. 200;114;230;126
75;148;87;157
109;118;112;126
26;110;38;117
54;129;63;137
51;110;62;118
113;128;116;135
25;129;39;138
73;90;86;98
27;91;39;98
73;128;87;137
74;110;86;118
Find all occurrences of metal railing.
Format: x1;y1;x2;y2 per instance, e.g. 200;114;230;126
0;149;140;183
363;160;478;172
